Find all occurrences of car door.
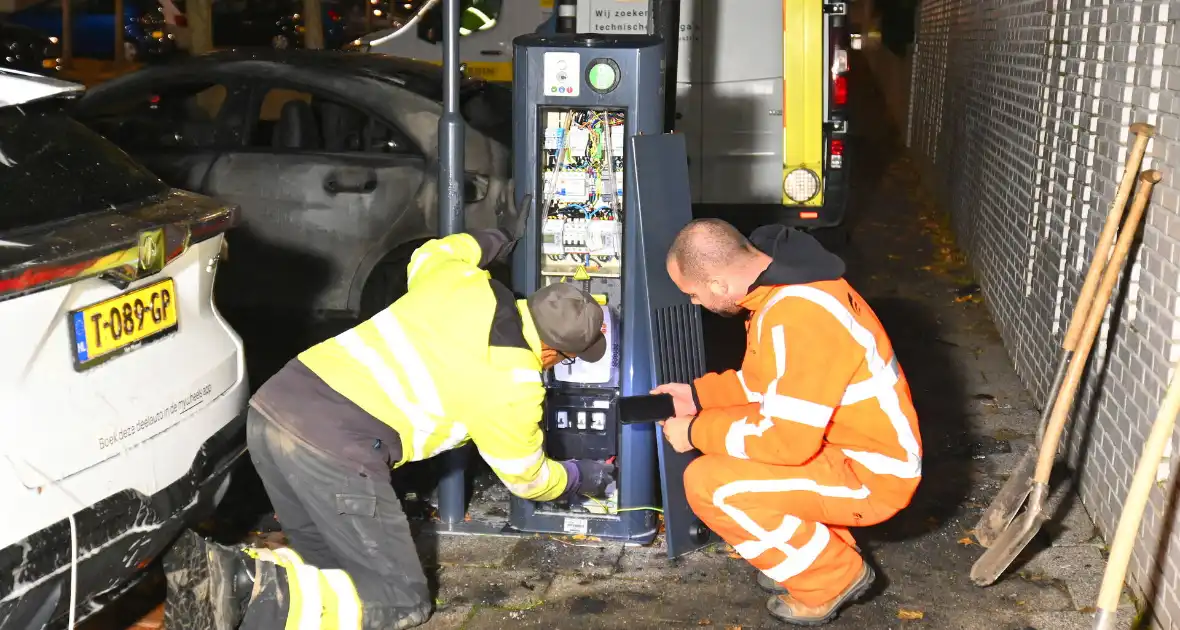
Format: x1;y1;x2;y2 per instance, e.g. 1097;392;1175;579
203;82;428;314
75;76;252;193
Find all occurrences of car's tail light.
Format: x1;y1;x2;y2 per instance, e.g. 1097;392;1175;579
328;9;341;21
0;204;240;302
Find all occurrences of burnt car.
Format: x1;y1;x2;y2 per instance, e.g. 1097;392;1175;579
0;20;61;74
72;48;513;319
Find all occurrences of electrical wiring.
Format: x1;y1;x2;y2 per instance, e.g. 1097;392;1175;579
581;494;664;515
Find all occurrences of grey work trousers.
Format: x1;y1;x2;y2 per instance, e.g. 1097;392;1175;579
242;407;431;630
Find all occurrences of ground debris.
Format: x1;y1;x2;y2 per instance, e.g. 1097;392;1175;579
897;608;925;620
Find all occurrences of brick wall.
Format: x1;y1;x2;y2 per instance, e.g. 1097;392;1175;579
906;0;1180;622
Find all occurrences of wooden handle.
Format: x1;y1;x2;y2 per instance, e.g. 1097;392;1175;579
1034;171;1161;484
1096;354;1180;613
1062;125;1154;351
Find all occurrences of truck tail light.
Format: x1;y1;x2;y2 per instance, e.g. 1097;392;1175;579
830;138;844;168
833;74;848;107
831;47;849;108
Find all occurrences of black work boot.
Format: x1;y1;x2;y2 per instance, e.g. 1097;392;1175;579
163;529;257;630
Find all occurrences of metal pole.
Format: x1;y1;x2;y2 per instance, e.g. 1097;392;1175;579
648;0;680;133
436;0;467;526
555;0;576;33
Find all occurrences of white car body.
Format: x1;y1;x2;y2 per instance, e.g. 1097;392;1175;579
0;69;249;629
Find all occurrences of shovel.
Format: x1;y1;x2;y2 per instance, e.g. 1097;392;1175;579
974;123;1155;549
970;169;1161;587
1092;352;1180;629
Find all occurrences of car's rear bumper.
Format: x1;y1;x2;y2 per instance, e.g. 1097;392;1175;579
0;403;248;630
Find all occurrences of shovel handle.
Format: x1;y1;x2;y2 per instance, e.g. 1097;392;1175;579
1062;124;1154;352
1035;171;1161;485
1094;354;1180;622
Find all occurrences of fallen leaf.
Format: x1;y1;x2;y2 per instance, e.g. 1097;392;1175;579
727;552;742;559
958;537;976;546
697;619;712;626
572;534;588;541
897;609;925;620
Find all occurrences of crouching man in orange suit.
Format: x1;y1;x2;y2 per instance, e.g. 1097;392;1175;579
654;219;923;626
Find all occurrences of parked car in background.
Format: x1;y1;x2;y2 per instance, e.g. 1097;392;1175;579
0;19;61;74
0;68;247;630
72;48;515;320
166;0;351;51
7;0;175;62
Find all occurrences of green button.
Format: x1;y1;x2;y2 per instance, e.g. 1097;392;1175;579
588;62;617;92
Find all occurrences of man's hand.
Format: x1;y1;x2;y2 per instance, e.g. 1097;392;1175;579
572;459;615;498
658;415;696;454
651;383;698;417
499;189;533;242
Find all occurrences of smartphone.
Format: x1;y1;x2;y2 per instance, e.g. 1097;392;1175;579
617;393;677;425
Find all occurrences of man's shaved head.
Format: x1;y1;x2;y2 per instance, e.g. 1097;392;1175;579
666;219;770;316
668;218;758;282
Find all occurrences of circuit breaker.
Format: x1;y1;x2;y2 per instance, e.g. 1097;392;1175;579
509;33;714;557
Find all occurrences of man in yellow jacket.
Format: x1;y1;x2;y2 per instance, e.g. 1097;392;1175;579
164;219;613;630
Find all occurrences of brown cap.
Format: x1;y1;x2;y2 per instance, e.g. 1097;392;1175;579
527;283;607;363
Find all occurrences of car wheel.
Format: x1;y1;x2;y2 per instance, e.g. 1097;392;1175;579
359;242;425;320
272;34;291;49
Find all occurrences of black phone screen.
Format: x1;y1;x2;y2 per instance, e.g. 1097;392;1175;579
617;393;677;424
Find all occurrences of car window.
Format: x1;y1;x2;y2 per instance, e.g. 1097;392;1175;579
0;105;169;234
250;86;417;155
81;82;235;151
417;0;503;43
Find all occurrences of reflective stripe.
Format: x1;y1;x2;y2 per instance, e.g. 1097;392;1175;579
714;478;870;581
432;420;469;458
407;252;428;282
513;369;542;383
842;357;899;406
286;564;323;630
372;310;444;417
479;447;545;476
761;523;830;582
273;547;306;567
321;569;363;630
770;325;787;375
765;286;922;480
735;370;762;402
337;329;438;458
761;393;833;427
724;416;774;459
505;460;553;497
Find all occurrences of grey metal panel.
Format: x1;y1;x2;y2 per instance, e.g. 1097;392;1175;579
630;132;716;559
508;34;674;545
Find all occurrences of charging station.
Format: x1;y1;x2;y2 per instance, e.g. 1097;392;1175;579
509;32;716;558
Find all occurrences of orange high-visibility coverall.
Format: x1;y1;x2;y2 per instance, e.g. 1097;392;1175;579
686;279;922;608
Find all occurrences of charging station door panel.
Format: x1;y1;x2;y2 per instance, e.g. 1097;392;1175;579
630;132;717;558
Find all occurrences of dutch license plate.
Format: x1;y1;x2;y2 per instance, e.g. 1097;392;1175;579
70;278;179;370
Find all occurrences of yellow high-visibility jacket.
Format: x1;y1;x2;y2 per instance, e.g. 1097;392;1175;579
298;233;569;502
